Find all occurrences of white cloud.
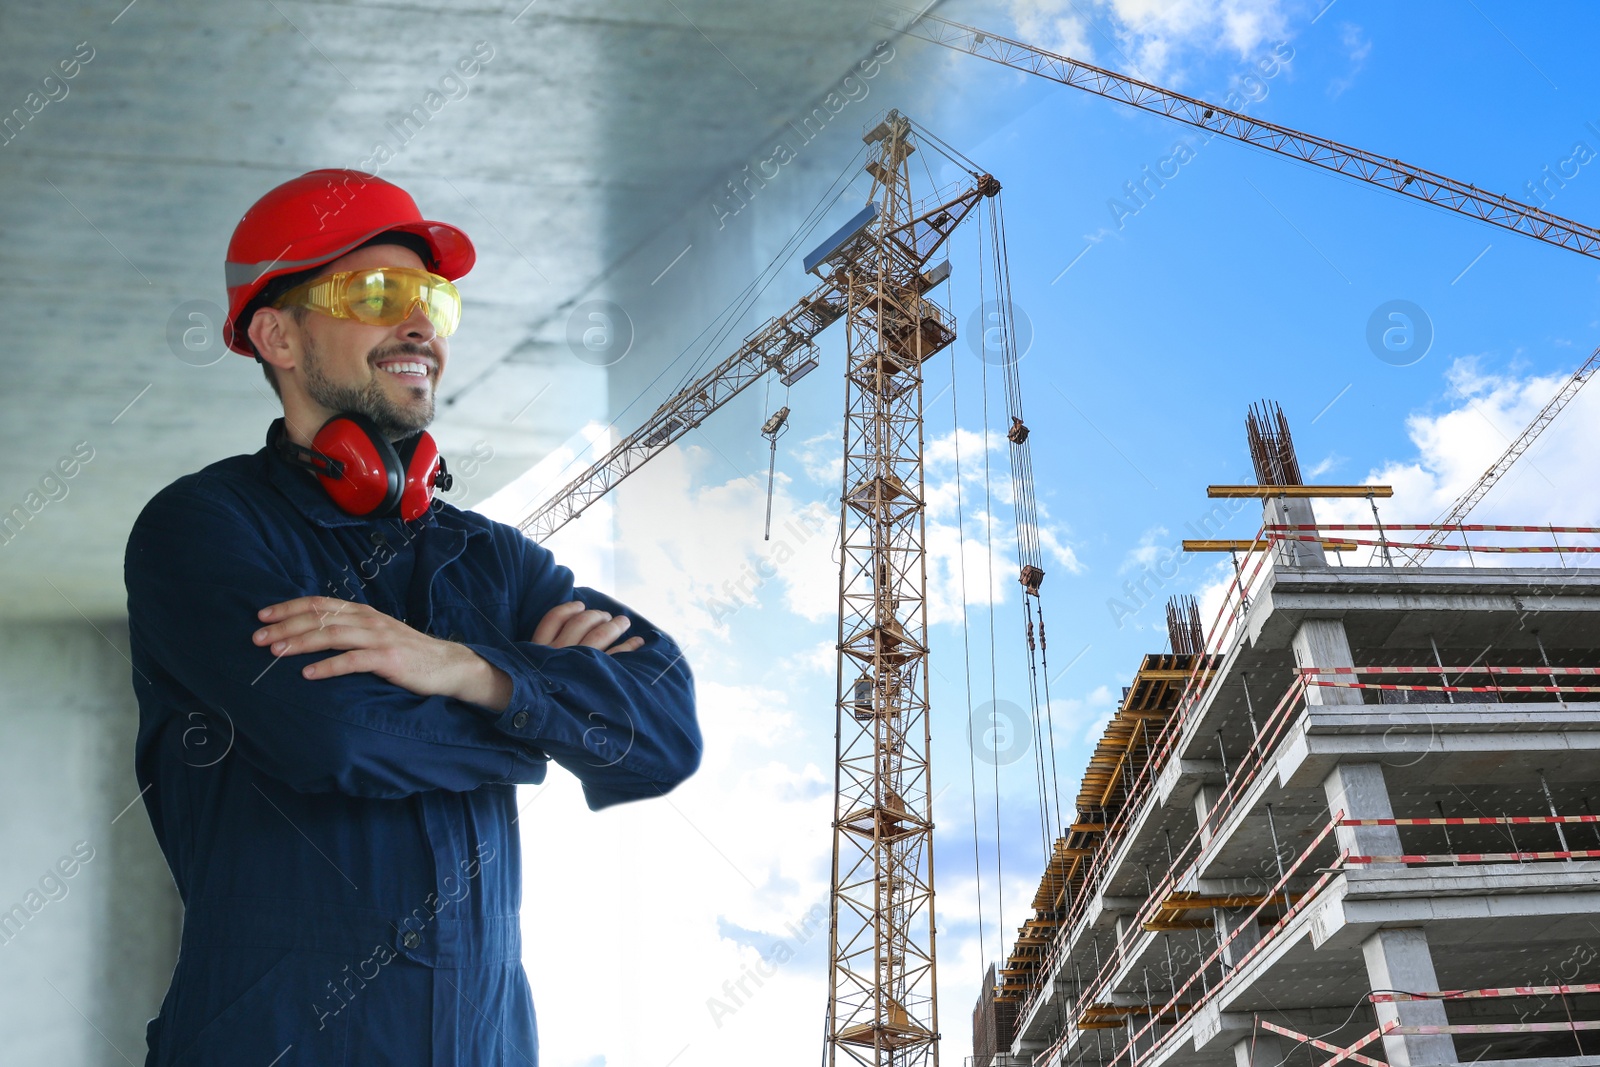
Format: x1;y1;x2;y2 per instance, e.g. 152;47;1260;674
521;678;837;1067
1118;525;1170;574
1311;357;1600;565
1048;683;1121;747
481;431;846;1066
1327;21;1372;98
925;428;1083;625
777;637;838;678
493;420;1087;1065
1304;452;1343;480
791;427;842;488
1179;357;1600;633
1009;0;1097;60
1006;0;1293;79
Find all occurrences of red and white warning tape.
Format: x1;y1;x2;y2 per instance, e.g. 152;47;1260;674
1344;825;1593;831
1372;982;1600;1002
1257;1017;1387;1067
1267;523;1600;534
1305;665;1600;676
1308;679;1600;694
1347;848;1600;864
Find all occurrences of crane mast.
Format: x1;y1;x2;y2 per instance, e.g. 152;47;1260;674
820;110;998;1066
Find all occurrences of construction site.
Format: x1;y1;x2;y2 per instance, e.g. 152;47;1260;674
3;4;1598;1067
524;13;1600;1062
973;401;1600;1067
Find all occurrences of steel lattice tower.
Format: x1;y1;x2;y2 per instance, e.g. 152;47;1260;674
827;111;993;1067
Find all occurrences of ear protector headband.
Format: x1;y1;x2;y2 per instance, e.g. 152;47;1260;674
277;412;452;522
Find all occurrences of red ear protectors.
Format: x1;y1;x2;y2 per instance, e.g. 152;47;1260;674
277;412;453;522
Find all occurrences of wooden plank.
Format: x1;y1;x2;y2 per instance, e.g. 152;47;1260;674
1130;668;1195;681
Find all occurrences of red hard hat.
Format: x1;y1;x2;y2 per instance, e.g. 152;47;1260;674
224;169;475;355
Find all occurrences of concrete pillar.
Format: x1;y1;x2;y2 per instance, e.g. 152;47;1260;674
1323;763;1404;862
1212;908;1262;971
1362;928;1457;1066
1266;495;1328;569
1195;783;1223;846
1233;1032;1289;1067
1292;617;1364;706
0;619;180;1065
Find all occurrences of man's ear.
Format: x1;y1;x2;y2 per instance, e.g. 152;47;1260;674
248;305;300;374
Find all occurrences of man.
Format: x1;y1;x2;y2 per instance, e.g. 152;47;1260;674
124;169;701;1066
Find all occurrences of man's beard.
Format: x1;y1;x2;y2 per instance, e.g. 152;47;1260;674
301;332;435;440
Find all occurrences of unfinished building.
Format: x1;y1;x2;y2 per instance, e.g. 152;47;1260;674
976;403;1600;1067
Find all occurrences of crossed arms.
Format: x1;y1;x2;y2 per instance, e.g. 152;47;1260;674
125;478;701;809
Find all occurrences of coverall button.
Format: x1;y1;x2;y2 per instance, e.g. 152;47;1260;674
369;530;387;547
402;930;422;950
511;711;530;729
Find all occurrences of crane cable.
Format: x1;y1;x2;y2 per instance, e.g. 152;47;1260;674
993;193;1065;847
973;182;1011;946
928;104;1066;859
949;286;989;972
977;189;1064;861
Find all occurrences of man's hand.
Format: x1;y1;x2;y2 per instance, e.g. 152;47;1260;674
533;600;644;655
254;597;509;710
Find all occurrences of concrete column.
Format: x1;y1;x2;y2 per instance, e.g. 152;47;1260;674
1323;763;1404;862
1233;1032;1288;1067
0;619;180;1065
1363;928;1457;1066
1212;908;1262;971
1195;783;1224;846
1266;495;1328;569
1292;617;1364;706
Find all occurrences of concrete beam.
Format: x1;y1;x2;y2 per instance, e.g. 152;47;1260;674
1307;862;1600;952
1159;759;1225;808
1276;703;1600;790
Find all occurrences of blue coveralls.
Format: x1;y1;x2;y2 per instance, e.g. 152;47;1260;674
123;418;701;1066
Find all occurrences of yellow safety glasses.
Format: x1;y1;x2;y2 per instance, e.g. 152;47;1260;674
274;267;462;337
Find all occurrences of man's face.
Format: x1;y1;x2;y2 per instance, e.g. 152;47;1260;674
277;243;449;441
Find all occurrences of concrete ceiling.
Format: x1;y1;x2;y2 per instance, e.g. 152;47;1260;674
0;0;897;619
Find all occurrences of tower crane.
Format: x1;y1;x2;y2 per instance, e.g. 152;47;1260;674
509;16;1600;1063
523;11;1600;548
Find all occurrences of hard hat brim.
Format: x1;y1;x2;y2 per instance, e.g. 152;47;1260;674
225;218;475;355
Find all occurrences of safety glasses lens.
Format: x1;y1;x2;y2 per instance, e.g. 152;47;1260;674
341;270;460;336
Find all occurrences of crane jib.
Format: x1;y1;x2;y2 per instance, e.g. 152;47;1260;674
877;5;1600;260
517;175;997;542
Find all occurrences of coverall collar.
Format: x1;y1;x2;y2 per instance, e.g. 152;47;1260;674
263;416;480;537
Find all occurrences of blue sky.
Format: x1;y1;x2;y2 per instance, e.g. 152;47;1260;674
479;3;1600;1062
